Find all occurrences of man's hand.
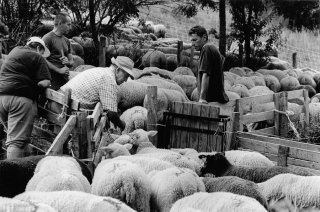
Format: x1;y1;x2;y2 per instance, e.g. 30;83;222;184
37;80;51;88
199;99;208;104
58;66;70;76
60;56;70;66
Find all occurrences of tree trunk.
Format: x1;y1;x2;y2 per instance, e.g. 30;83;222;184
89;0;99;66
245;4;253;66
219;0;226;56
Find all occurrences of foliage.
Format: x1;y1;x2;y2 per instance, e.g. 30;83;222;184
272;0;320;31
172;0;219;18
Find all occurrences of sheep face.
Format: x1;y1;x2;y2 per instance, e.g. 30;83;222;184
199;152;231;177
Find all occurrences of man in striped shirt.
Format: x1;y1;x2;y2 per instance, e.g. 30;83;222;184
60;56;134;130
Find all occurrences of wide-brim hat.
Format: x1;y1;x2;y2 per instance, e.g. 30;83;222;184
26;36;50;58
111;56;134;79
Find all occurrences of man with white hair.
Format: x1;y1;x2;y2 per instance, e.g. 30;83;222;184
0;37;51;159
60;56;134;130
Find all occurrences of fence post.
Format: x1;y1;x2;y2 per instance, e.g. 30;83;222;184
228;112;240;150
239;43;243;67
99;36;107;67
292;52;297;68
277;145;289;167
275;92;289;137
177;40;183;67
146;86;158;146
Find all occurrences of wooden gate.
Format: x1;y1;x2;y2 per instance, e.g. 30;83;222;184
162;101;231;152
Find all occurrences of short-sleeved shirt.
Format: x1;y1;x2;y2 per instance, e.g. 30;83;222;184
60;67;118;112
0;46;51;100
198;43;229;103
42;31;71;90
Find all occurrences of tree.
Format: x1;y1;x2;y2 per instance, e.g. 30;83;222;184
229;0;272;65
272;0;320;31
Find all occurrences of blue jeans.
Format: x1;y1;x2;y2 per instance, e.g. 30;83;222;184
0;95;37;157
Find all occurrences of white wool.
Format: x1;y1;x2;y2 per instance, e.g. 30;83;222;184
101;143;132;158
26;171;91;193
225;150;274;167
248;86;273;97
15;191;135;212
92;160;151;212
170;192;268;212
170;148;203;167
35;156;82;174
149;167;205;212
120;106;148;134
0;197;57;212
309;102;320;122
109;155;174;174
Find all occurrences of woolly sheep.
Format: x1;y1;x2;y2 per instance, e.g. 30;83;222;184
120;106;148;134
153;24;167;38
70;39;84;58
262;57;292;70
15;191;135;212
263;75;281;92
249;76;266;86
257;69;289;81
149;167;205;212
288;85;316;98
230;84;250;98
26;171;91;193
34;156;81;174
172;75;197;98
138;66;176;79
280;76;300;91
298;73;317;89
149;50;167;69
202;176;268;209
224;80;232;90
226;91;241;100
199;153;314;183
0;197;57;212
166;55;178;71
311;93;320;103
225;150;274;167
174;66;194;76
247;72;264;77
230;67;246;77
258;173;320;211
101;142;133;158
142;50;154;67
286;69;299;78
224;71;239;84
71;55;85;70
92;160;151;212
73;64;95;72
234;77;255;89
170;192;268;212
248;86;273;97
191;87;199;101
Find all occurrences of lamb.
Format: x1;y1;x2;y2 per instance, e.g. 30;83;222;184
170;192;268;212
120;106;148;134
258;173;320;210
15;191;135;212
199;152;314;183
149;167;205;212
27;156;91;193
0;197;57;212
225;150;275;167
91;159;151;212
172;75;197;99
202;176;268;209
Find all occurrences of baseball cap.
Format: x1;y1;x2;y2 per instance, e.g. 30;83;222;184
26;37;50;58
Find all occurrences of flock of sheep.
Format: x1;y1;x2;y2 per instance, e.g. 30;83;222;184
1;128;320;212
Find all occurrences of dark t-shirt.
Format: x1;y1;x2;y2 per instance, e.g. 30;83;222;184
0;46;51;100
198;43;229;103
42;31;71;90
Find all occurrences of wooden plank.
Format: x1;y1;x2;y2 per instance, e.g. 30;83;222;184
228;112;240;150
93;116;107;143
241;111;274;125
93;132;114;167
277;145;290;167
87;103;103;130
287;89;303;100
287;157;320;171
32;125;55;142
253;126;275;135
183;102;192;148
238;135;320;164
199;104;210;152
277;92;289;137
303;89;310;129
207;106;220;152
74;111;90;159
172;102;183;148
238;93;274;114
177;40;183;66
45;89;80;111
237;132;320;152
38;106;65;126
99;36;107;67
46;115;77;155
189;103;201;151
146;86;158;146
209;100;237;116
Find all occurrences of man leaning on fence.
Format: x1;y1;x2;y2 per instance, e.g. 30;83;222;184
0;37;51;159
189;25;229;104
60;56;134;131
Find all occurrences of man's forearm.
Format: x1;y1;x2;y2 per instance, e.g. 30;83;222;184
46;60;61;74
200;73;210;100
106;111;125;130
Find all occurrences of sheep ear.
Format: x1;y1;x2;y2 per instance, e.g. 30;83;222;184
199;154;207;159
100;146;113;154
111;134;120;140
147;130;158;138
124;143;133;150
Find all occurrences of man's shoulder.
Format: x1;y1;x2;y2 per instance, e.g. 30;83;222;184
203;42;219;51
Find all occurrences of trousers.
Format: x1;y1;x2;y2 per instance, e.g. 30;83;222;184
0;95;37;149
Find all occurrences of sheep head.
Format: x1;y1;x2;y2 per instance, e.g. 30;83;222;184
100;143;132;159
198;152;230;177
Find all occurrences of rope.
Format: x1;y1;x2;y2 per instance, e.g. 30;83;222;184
273;109;301;139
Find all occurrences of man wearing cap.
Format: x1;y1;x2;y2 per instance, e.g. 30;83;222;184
0;36;51;159
43;12;73;90
60;56;134;130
